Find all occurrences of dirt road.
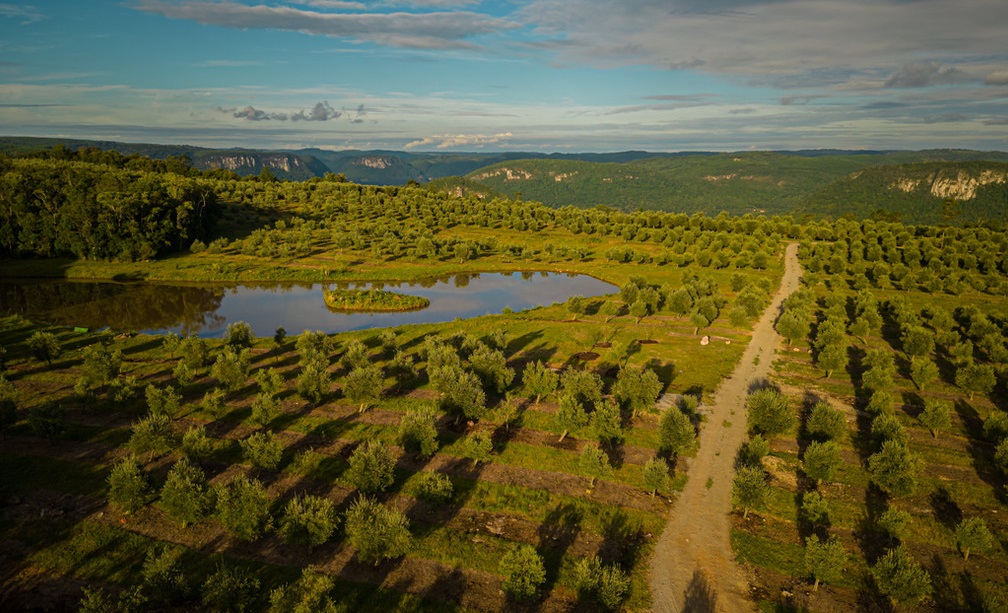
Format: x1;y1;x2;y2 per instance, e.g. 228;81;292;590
649;242;802;613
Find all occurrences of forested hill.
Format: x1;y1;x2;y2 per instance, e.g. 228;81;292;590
2;136;1006;224
461;152;1008;224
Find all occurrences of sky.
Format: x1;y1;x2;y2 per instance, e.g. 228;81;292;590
1;0;1007;152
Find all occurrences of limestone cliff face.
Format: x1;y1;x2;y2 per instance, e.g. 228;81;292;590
891;168;1008;200
474;167;534;181
206;153;304;173
352;156;397;170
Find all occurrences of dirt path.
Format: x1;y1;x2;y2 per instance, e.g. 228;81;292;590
649;242;802;613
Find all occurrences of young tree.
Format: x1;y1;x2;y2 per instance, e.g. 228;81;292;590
398;405;439;458
82;342;123;390
241;431;284;471
201;564;261;613
500;544;546;603
732;465;768;519
804;534;846;591
181;425;213;462
877;507;912;543
746;388;793;438
212;347;251;392
278;494;338;550
918;399;952;438
224;321;255;350
579;442;612;489
215;476;272;542
643;456;670;497
145;384;181;418
954;516;994;561
556;393;589;442
613;366;663;419
159;457;210;527
344;496;412;565
591;397;623;443
412;471;454;504
296;362;331;404
437;366;487;422
343;365;383;413
658;406;695;457
807;401;846;441
340;339;369;371
800;491;830;527
267;565;337;613
27;330;61;366
346;440;395;494
909;358;939;391
868;440;923;497
128;412;177;459
462;429;494;467
871;545;931;605
570;556;630;610
566;294;586;321
27;403;65;444
900;326;935;362
468;343;514;394
528;360;560;405
803;440;842;485
254;368;283;398
955;362;997;400
108;456;151;513
816;342;848;379
776;310;810;345
871;413;909;447
250;392;281;429
738;434;770;467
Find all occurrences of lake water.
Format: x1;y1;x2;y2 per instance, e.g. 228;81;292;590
0;272;616;337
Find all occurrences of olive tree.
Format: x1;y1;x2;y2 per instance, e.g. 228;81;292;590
344;496;412;565
500;544;546;602
278;494;338;550
746;388;793;438
871;545;931;605
346;441;395;494
954;516;994;561
804;535;846;592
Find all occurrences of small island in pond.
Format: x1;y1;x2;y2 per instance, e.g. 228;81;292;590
323;288;430;312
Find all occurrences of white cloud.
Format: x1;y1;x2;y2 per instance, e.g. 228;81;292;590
519;0;1008;87
136;0;517;49
405;132;514;149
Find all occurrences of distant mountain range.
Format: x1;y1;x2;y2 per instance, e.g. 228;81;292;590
2;136;1006;224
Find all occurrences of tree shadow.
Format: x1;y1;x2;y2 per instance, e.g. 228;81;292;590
929;486;962;531
536;502;583;594
952;399;1006;503
681;569;717;613
598;508;645;570
854;484;890;565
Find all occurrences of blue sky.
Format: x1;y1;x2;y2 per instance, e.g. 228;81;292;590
1;0;1006;152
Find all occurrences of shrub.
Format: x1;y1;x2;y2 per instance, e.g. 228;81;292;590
500;544;545;602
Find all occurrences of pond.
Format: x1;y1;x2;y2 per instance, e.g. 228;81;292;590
0;272;617;337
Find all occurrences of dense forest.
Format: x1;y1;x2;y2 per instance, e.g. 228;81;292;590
0;147;1006;612
0;148;221;261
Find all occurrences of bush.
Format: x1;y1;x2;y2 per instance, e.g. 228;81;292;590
278;494;337;550
215;476;271;541
240;431;284;470
746;388;793;437
806;401;846;441
159;457;210;527
346;441;395;493
398;405;439;457
412;471;454;504
108;456;151;513
500;544;546;602
344;496;411;565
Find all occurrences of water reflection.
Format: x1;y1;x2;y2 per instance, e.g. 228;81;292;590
0;272;616;338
